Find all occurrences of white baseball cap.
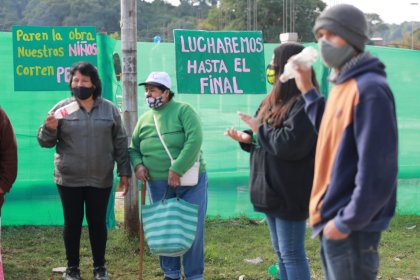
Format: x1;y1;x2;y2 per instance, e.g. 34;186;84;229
138;71;171;89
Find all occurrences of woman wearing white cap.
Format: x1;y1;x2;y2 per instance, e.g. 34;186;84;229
129;72;207;280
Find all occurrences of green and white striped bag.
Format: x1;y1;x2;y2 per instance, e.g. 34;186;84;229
142;197;199;257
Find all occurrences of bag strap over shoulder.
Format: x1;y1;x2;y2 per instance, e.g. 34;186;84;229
153;115;175;162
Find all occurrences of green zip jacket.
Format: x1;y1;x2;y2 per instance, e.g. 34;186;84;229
129;99;206;180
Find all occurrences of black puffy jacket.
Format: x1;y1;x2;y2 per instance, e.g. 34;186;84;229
240;96;317;220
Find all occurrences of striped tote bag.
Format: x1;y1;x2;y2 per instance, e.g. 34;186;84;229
142;197;199;257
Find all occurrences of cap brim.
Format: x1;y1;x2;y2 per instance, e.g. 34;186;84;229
138;81;166;88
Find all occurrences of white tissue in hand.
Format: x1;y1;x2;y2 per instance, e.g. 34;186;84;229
54;102;80;119
280;46;318;83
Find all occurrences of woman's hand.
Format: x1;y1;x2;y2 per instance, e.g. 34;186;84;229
237;112;261;133
224;127;252;144
168;170;181;188
120;176;130;196
45;113;58;131
134;164;149;182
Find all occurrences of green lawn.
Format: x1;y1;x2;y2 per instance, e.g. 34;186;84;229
2;215;420;279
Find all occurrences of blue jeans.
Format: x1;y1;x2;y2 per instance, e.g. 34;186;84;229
266;215;310;280
320;231;381;280
147;172;208;280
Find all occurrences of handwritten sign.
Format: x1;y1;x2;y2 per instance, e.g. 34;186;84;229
174;30;266;94
12;26;97;91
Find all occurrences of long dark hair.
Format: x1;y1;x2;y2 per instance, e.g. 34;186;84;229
68;61;102;99
258;43;319;127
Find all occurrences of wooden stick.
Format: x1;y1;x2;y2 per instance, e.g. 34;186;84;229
139;180;146;280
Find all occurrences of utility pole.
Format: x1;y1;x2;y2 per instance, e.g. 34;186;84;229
121;0;139;236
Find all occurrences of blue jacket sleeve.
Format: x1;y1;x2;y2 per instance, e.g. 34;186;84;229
302;88;325;132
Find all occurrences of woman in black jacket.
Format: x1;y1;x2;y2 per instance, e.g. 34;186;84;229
225;43;318;280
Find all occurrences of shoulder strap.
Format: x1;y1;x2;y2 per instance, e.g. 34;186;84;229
153;115;174;161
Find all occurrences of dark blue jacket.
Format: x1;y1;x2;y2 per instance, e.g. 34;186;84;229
303;53;398;237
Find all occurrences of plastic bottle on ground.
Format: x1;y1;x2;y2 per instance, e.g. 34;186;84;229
268;263;281;279
54;101;80;119
279;46;318;83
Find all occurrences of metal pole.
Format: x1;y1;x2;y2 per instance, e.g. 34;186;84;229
412;21;414;49
121;0;139;236
138;180;146;280
253;0;257;30
282;0;286;33
410;2;418;50
246;0;248;30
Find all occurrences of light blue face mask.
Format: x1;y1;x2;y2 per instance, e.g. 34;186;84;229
318;38;354;69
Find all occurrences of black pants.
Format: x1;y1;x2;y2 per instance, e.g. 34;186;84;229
57;185;112;267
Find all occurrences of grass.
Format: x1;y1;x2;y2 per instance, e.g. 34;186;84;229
2;214;420;279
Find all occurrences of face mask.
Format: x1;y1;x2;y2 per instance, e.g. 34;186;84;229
72;87;94;100
318;38;354;69
146;94;165;109
266;64;276;85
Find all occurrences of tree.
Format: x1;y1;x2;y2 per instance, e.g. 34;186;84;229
1;0;416;48
256;0;284;42
137;0;176;41
0;0;30;31
22;0;70;26
65;0;121;33
294;0;326;42
20;0;120;33
202;0;326;43
365;13;389;38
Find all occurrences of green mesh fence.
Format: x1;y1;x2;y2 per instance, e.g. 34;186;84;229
1;32;419;226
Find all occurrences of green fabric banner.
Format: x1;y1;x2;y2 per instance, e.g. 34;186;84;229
173;30;266;94
12;26;97;91
1;31;420;225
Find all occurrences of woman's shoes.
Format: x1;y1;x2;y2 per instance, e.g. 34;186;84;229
164;277;180;280
63;266;81;280
93;266;110;280
63;265;110;280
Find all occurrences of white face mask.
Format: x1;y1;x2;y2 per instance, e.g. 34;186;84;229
318;38;354;69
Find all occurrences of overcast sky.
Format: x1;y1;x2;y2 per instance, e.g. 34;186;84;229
326;0;419;24
158;0;419;24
